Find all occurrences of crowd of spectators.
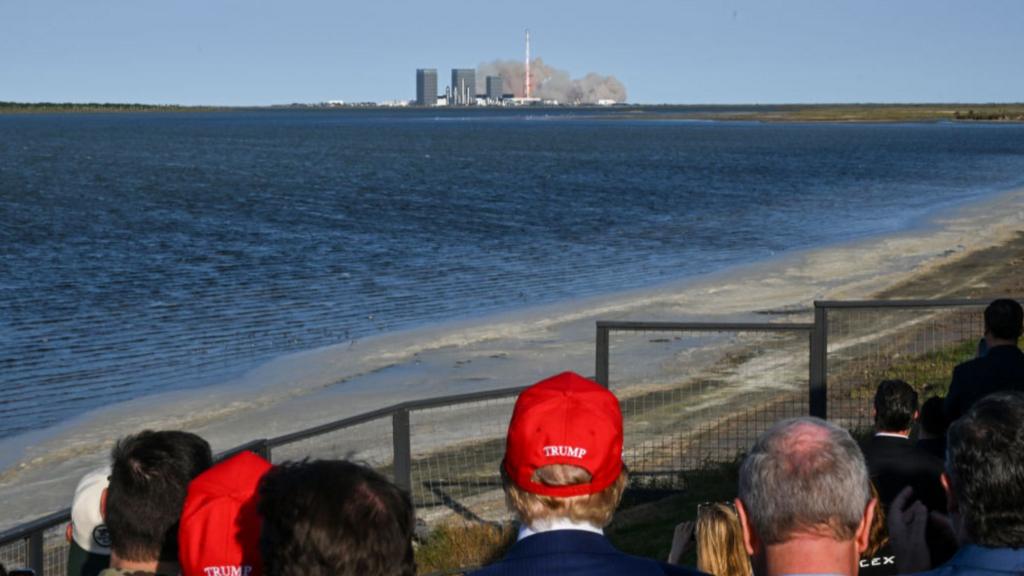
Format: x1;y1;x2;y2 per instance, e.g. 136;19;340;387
2;299;1021;576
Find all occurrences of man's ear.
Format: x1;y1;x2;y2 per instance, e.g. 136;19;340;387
100;487;108;520
913;410;920;422
855;497;878;554
734;497;760;556
941;472;957;513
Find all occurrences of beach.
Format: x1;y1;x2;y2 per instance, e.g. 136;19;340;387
1;183;1022;531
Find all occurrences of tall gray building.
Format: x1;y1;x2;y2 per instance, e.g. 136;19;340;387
451;69;476;105
486;76;504;101
416;69;437;106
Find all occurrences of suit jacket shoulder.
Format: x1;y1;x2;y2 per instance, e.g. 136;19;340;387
946;347;1024;422
863;435;945;511
468;530;708;576
909;544;1024;576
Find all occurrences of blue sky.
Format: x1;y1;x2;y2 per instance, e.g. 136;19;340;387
2;0;1022;105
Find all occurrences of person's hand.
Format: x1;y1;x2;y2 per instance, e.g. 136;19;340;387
887;486;932;573
667;520;696;565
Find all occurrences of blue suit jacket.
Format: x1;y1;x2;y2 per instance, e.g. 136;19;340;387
911;545;1024;576
467;529;707;576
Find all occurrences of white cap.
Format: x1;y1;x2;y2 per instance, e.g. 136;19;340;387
71;466;112;554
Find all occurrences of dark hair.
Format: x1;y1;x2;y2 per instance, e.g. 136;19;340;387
873;380;918;432
105;430;212;562
984;299;1023;341
919;396;948;437
258;460;415;576
946;392;1024;547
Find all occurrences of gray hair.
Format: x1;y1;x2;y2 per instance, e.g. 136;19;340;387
738;417;870;544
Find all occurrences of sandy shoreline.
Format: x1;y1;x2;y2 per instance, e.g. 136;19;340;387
1;185;1022;531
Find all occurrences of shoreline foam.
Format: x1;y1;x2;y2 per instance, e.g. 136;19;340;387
1;184;1022;531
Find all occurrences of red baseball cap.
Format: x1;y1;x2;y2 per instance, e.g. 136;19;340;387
504;371;624;497
179;451;273;576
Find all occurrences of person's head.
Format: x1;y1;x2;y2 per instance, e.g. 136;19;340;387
918;396;948;440
67;466;112;576
501;372;628;528
873;380;918;433
258;460;415;576
736;417;875;570
104;430;212;565
696;502;752;576
943;391;1024;548
179;451;273;576
983;298;1023;344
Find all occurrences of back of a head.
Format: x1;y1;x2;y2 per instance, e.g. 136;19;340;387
257;460;415;576
501;372;628;528
105;430;213;563
738;417;870;545
179;451;273;576
68;466;112;576
946;391;1024;547
873;380;918;432
984;298;1023;341
697;503;751;576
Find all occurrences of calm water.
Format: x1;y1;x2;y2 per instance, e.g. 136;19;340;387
2;109;1024;439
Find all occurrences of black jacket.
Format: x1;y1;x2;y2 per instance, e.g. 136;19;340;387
945;345;1024;423
862;434;946;512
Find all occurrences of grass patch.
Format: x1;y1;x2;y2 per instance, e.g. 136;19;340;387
416;522;515;575
871;339;976;397
838;338;976;411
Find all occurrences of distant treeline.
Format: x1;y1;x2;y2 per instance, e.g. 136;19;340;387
952;108;1024;121
0;101;226;113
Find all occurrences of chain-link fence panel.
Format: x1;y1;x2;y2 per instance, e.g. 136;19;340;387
0;539;27;571
41;524;68;576
408;396;518;526
604;325;811;488
824;303;985;432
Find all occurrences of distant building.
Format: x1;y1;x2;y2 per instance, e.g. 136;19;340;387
451;69;476;105
486;76;504;101
416;69;438;106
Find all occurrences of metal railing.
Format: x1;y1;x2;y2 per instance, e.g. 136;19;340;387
595;320;816;482
0;298;1006;575
817;299;990;431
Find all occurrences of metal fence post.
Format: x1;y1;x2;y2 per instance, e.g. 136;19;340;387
253;438;271;462
596;323;610;387
28;531;43;575
392;409;412;493
809;303;829;419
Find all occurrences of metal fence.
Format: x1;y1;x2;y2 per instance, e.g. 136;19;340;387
817;299;988;431
0;298;1004;575
595;321;816;485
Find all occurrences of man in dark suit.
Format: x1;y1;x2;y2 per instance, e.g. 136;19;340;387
470;372;704;576
904;392;1024;576
945;299;1024;423
861;380;945;513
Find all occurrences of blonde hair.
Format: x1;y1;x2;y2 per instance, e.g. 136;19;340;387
863;483;888;558
503;464;628;528
696;503;752;576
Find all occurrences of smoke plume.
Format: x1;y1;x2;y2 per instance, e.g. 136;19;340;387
477;59;627;104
